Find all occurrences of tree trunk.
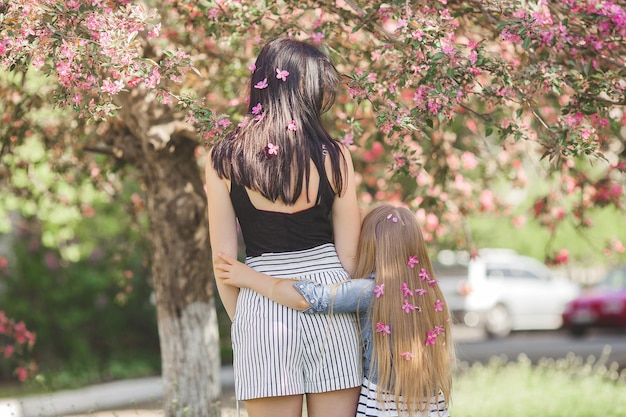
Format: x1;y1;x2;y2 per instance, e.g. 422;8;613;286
112;90;221;417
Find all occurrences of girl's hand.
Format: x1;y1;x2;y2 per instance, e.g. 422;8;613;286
214;253;261;289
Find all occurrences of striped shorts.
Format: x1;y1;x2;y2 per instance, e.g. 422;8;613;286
231;243;362;400
357;378;449;417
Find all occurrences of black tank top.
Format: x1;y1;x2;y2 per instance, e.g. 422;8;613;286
230;176;335;257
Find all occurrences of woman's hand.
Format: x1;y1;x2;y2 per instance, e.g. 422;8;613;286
214;253;262;289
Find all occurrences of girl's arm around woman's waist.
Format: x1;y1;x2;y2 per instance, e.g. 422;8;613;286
214;253;373;313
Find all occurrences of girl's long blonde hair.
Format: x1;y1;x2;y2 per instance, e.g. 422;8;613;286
353;204;453;415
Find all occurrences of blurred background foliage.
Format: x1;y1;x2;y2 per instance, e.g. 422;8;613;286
0;179;161;390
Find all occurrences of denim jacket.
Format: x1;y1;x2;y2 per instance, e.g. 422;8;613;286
293;275;377;382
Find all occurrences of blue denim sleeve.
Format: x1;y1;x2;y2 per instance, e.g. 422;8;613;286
293;278;374;314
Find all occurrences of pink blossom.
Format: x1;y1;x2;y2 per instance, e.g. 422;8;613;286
266;143;279;156
400;351;414;360
341;133;354;146
376;321;391;335
554;249;569;264
254;78;268;89
512;216;527;229
433;299;444;312
419;268;430;281
425;213;439;232
148;22;161;38
207;8;220;19
442;43;455;55
412;29;425;41
144;67;161;89
252;103;262;115
380;121;393;134
16;367;28;382
461;152;478;170
407;255;419;268
287;120;297;131
400;283;414;297
480;189;495;211
276;68;289;81
218;119;231;128
310;32;325;45
415;288;428;296
427;99;441;115
101;78;124;94
402;299;418;313
374;284;385;298
3;345;14;358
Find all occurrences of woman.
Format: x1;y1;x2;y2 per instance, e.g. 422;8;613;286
205;37;362;417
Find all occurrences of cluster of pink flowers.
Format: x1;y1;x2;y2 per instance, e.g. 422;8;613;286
1;0;191;120
0;311;37;381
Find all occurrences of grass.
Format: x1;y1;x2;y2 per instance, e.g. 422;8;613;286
450;347;626;417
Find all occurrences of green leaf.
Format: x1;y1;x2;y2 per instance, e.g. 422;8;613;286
431;52;445;62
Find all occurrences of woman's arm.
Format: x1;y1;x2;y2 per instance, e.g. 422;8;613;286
215;254;373;314
330;144;361;276
205;150;240;320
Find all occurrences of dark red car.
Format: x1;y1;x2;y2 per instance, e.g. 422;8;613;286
562;266;626;337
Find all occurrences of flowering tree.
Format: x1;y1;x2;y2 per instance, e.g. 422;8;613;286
1;0;625;415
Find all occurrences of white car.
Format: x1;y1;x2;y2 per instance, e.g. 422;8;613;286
434;249;581;338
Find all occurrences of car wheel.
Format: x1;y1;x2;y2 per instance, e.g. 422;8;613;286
485;303;512;338
568;326;587;338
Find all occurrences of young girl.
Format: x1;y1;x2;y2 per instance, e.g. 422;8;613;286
206;37;362;417
216;204;453;417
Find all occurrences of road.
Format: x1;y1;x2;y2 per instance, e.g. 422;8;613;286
452;325;626;369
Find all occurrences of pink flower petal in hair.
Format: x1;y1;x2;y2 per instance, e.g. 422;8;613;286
419;268;430;281
251;103;262;115
376;321;391;336
400;351;415;360
415;288;428;296
401;299;417;314
425;331;437;345
266;143;279;156
428;278;439;287
433;299;445;312
386;213;398;223
373;284;385;298
407;255;419;268
254;77;268;89
276;68;289;81
287;120;297;131
400;283;413;297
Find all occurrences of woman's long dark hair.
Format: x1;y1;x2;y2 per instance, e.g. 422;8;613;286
211;37;347;204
